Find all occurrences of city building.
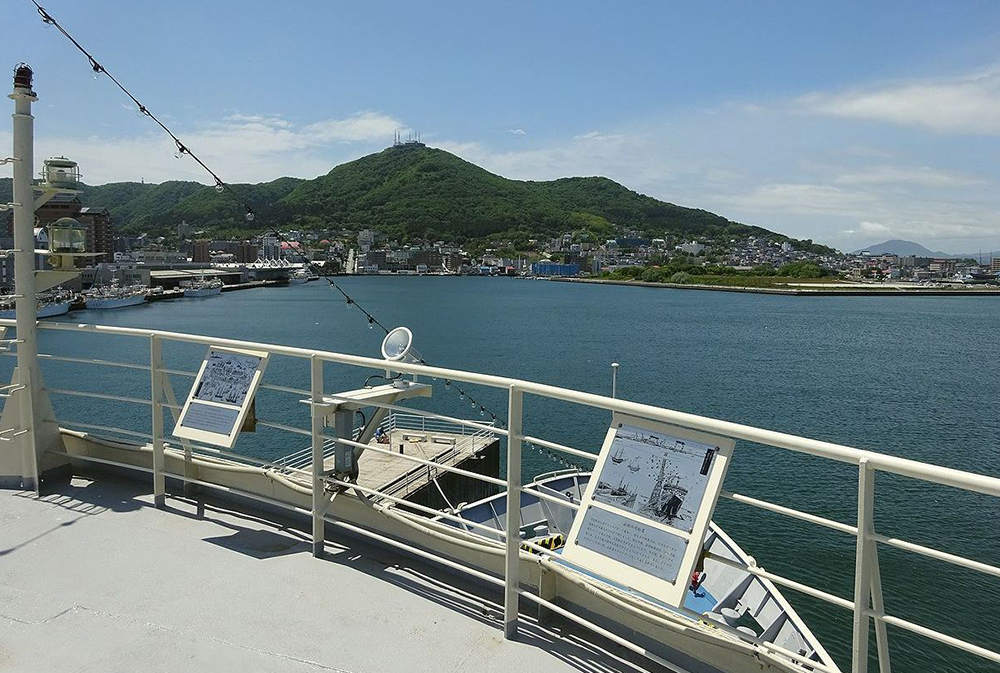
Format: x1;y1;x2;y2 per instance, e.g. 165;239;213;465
77;206;113;265
531;262;579;277
261;235;279;261
678;241;706;255
357;229;376;252
191;239;211;263
235;241;258;263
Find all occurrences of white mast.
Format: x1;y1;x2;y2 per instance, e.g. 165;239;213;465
0;64;72;492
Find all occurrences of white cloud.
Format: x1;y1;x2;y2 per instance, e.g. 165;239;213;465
725;183;878;216
0;110;405;184
859;221;890;234
507;128;526;135
303;111;406;143
797;66;1000;134
833;166;986;188
437;128;673;189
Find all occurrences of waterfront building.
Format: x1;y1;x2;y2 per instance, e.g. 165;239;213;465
532;261;580;276
358;229;376;252
260;235;279;261
235;241;258;263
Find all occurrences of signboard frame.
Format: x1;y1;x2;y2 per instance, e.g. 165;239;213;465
172;345;270;449
561;413;734;607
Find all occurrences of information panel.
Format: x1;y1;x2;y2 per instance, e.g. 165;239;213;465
562;414;734;606
173;346;269;448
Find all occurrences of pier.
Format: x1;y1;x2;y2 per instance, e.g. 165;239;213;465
276;412;500;509
552;277;1000;296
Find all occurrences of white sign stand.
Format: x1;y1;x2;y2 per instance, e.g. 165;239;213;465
562;413;734;607
173;346;269;449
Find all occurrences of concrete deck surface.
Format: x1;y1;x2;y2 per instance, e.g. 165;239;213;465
0;477;652;673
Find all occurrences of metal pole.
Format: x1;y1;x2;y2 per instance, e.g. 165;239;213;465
611;362;619;399
310;355;325;558
150;335;165;507
852;458;875;673
503;384;523;639
870;543;892;673
10;68;39;491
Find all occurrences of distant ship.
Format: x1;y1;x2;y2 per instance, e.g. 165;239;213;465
183;277;223;298
83;283;147;310
287;269;309;285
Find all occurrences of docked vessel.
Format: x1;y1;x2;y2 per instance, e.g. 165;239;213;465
0;291;73;319
287;268;309;284
82;283;147;310
183;277;223;297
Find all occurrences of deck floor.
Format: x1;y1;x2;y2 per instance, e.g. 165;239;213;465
0;476;652;673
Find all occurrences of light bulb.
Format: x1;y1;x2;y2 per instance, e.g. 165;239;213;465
444;380;451;387
173;149;182;159
368;321;374;330
245;211;255;222
459;392;465;400
135;106;146;118
479;407;485;416
91;69;101;81
215;183;224;193
471;401;476;409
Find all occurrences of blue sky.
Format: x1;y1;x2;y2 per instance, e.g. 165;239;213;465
4;0;1000;251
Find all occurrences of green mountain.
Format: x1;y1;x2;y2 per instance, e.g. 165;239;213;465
1;146;831;252
280;146;784;244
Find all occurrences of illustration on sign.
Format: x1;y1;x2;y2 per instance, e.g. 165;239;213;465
193;351;261;407
593;424;719;533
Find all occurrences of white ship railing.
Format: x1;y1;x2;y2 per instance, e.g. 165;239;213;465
2;318;999;673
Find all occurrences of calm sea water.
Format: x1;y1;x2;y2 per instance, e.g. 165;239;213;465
9;277;999;672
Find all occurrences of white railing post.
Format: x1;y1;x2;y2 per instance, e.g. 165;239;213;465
870;542;892;673
504;383;523;640
852;458;875;673
310;355;325;558
149;335;165;508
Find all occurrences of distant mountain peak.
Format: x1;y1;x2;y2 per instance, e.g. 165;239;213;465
852;239;951;257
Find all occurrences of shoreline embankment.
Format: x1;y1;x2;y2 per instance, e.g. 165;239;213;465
549;277;1000;297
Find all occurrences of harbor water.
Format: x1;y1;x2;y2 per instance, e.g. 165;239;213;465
9;277;998;673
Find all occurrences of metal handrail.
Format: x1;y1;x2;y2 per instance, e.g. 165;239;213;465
15;318;1000;496
3;317;1000;672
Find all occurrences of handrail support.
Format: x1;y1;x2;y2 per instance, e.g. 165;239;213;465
504;384;523;639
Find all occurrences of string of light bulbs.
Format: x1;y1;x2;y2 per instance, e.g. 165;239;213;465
28;0;587;472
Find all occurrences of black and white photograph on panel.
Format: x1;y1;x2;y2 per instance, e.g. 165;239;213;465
592;423;720;533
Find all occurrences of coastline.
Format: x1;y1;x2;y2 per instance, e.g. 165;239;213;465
550;277;1000;296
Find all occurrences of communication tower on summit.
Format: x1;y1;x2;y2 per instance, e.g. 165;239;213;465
392;129;425;149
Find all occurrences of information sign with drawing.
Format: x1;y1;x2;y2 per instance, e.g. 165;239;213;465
173;346;269;448
561;414;734;607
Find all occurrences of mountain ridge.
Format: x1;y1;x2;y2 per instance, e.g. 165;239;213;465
1;146;833;253
853;239;999;259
